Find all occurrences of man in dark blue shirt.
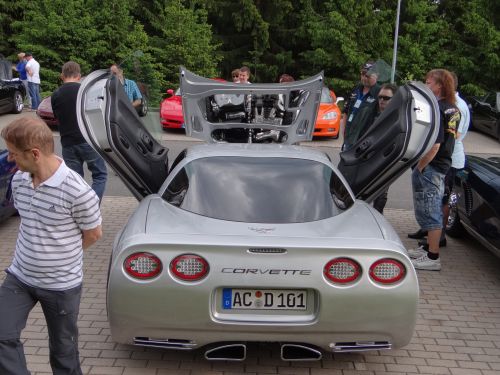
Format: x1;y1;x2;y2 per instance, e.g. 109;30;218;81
341;61;380;151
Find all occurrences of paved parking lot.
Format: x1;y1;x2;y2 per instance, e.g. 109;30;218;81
1;196;499;375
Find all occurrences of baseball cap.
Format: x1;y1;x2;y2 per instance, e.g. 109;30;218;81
361;60;378;76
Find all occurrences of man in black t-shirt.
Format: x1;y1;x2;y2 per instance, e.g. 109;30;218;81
51;61;107;201
407;69;460;271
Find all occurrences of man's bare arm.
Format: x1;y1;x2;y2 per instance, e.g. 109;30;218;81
416;143;440;172
82;225;102;249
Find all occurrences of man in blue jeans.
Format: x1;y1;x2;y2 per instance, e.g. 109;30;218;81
407;69;460;271
25;52;41;110
51;61;107;201
0;117;102;374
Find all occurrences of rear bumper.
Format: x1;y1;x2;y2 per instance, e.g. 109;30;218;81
110;322;409;353
108;279;418;351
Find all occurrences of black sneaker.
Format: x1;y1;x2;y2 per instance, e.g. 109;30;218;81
407;229;428;239
418;238;447;248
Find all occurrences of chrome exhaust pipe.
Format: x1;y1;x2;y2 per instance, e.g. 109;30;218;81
204;343;246;361
330;341;392;352
133;337;196;349
281;343;322;361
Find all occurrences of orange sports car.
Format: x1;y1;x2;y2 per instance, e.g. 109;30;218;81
313;87;341;138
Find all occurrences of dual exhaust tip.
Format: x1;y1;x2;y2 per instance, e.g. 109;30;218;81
204;343;322;361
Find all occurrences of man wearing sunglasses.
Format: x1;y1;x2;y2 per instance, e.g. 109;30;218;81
341;60;380;151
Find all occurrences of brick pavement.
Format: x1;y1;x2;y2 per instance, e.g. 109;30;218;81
0;196;499;375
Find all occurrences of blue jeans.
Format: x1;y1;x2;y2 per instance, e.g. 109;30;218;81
21;80;31;107
0;273;83;375
28;82;41;110
412;165;445;231
62;143;107;201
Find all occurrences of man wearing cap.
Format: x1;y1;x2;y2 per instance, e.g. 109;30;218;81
25;52;41;110
341;61;380;151
14;53;31;109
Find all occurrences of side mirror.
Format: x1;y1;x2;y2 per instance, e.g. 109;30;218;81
336;97;344;105
167;89;174;95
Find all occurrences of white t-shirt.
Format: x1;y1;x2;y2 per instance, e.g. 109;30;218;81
26;58;40;84
451;93;470;169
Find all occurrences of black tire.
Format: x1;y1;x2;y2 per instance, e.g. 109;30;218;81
446;194;463;238
138;97;148;117
11;91;24;114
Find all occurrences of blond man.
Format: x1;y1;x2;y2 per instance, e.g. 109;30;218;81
0;117;102;374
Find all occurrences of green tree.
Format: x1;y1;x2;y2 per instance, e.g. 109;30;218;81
141;0;221;89
0;0;30;57
298;0;393;94
436;0;500;94
10;0;100;93
395;0;451;83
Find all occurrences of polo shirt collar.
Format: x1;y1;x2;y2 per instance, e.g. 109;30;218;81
21;157;70;188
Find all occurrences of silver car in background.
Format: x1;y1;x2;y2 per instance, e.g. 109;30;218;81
77;68;439;361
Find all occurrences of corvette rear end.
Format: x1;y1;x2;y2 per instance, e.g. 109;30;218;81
107;198;418;360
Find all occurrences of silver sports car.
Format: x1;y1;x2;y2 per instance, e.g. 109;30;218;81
77;68;439;361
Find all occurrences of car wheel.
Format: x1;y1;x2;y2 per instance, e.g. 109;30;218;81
12;91;24;114
138;97;148;117
446;193;463;237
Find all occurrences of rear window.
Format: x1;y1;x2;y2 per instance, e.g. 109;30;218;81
163;156;353;223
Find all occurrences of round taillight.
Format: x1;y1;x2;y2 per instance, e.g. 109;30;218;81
324;258;361;284
124;252;162;279
170;254;209;281
369;259;406;284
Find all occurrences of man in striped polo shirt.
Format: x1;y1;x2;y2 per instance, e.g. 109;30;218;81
0;117;102;375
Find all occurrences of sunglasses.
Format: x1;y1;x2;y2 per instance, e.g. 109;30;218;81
378;95;392;101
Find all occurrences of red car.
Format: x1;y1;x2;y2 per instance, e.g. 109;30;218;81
160;88;184;130
36;96;59;127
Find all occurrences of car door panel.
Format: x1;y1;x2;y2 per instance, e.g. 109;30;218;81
338;82;439;202
77;70;169;200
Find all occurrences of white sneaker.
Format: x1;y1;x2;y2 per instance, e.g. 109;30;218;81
407;245;428;259
411;253;441;271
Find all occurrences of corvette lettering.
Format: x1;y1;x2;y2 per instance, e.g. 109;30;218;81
222;268;311;275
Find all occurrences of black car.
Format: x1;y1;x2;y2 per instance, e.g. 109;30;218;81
447;155;500;257
0;56;26;115
469;91;500;141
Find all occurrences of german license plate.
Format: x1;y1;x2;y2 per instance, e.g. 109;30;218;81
222;288;307;310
